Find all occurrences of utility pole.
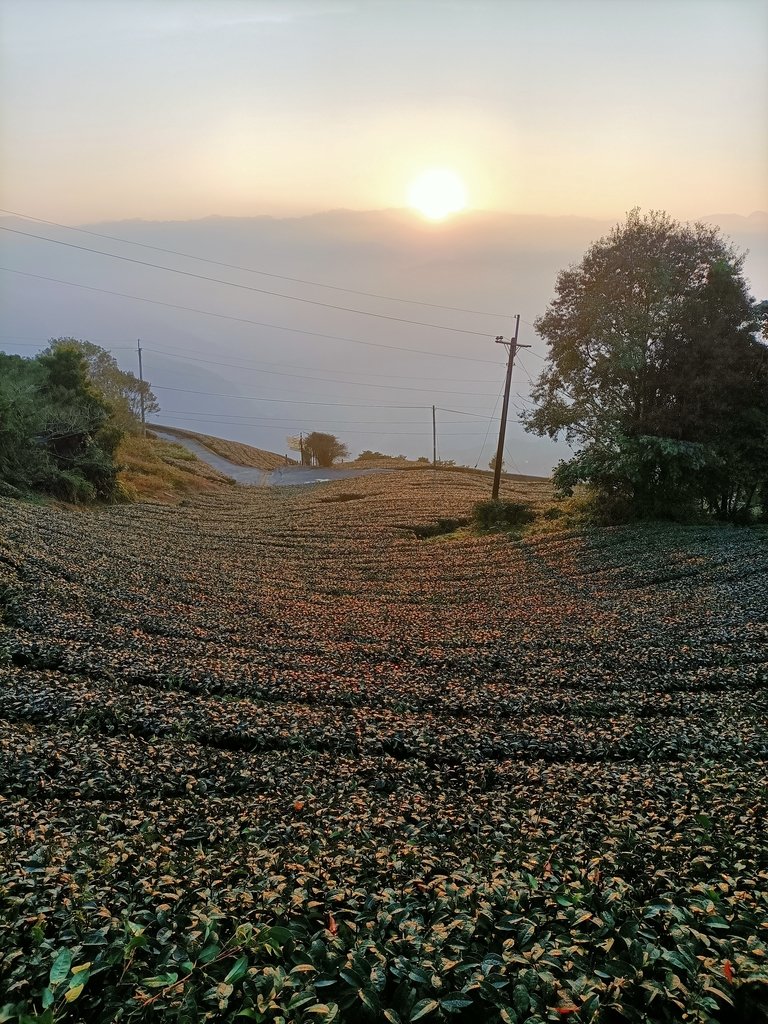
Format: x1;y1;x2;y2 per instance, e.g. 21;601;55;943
491;315;529;499
432;405;437;469
299;431;305;466
137;339;146;437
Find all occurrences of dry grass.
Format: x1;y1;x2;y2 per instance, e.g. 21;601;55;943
151;424;296;470
116;435;235;503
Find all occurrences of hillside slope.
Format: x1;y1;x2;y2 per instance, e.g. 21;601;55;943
151;424;297;470
1;471;766;1021
116;433;235;503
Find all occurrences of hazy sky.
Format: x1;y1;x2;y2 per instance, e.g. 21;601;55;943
1;0;767;223
1;1;767;470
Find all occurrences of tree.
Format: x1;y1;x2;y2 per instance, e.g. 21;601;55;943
286;434;311;466
44;338;159;431
303;432;349;467
523;209;768;519
0;345;122;501
489;454;504;473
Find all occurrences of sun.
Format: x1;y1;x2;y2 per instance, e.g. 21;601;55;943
407;168;467;221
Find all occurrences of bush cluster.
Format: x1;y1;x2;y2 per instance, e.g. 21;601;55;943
0;346;122;501
472;500;536;530
1;472;765;1021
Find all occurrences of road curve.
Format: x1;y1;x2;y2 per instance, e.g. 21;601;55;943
153;430;388;487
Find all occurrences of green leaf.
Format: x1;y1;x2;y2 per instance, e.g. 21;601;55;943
358;988;380;1013
143;972;179;988
41;989;54;1010
370;964;387;993
410;999;439;1021
441;996;474;1013
340;968;365;988
264;926;293;949
49;949;72;988
198;943;221;964
663;950;695;975
512;984;529;1014
225;956;249;984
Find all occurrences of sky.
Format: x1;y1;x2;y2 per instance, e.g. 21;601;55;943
2;0;767;222
1;0;767;471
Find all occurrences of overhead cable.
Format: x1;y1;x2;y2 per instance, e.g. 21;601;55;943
0;267;506;366
0;206;518;319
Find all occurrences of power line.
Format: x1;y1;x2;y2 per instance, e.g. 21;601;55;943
0;334;505;381
0;206;518;319
0;225;500;338
435;407;489;419
151;385;432;409
0;267;506;366
156;414;489;438
147;344;501;385
145;346;501;397
503;443;524;475
515;354;536;384
0;337;137;350
159;408;475;426
473;379;506;468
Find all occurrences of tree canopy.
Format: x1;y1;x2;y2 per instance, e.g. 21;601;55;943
524;209;768;519
287;432;349;468
0;343;122;501
44;338;159;431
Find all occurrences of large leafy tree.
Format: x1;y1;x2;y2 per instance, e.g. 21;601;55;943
0;345;122;501
44;337;159;431
524;209;768;518
307;432;349;467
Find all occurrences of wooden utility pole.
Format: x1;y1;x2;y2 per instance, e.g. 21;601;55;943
491;315;529;499
432;405;437;469
137;339;146;437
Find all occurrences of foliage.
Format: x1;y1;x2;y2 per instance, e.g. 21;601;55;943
287;435;312;467
524;209;768;520
45;338;159;433
294;432;350;468
0;345;122;501
489;455;504;473
0;471;766;1022
408;517;469;539
473;499;535;530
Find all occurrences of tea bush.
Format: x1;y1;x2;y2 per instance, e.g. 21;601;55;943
0;471;766;1022
472;500;536;530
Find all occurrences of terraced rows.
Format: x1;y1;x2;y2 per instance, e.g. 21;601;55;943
0;470;766;1022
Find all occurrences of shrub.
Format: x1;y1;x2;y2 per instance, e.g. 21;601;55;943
473;499;535;530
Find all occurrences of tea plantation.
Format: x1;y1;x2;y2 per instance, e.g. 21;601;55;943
0;471;766;1022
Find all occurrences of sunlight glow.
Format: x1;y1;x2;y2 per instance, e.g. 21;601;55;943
407;168;468;221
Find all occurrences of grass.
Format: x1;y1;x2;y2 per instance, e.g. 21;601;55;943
150;424;297;470
116;434;235;503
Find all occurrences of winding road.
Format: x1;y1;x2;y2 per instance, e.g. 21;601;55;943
153;430;388;487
